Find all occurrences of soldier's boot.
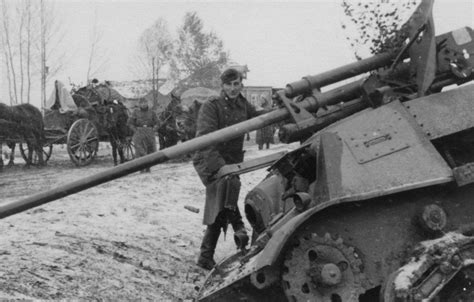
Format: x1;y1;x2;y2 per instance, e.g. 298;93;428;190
228;209;249;250
197;223;220;270
234;228;249;251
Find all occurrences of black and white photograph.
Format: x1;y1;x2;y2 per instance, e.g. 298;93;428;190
0;0;473;301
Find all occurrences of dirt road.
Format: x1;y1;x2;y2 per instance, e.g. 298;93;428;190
0;141;292;300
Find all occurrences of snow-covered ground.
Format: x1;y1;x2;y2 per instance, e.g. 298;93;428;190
0;135;298;301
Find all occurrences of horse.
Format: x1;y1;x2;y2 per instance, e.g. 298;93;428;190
175;99;202;142
104;101;133;165
72;85;132;165
0;103;45;168
157;94;182;150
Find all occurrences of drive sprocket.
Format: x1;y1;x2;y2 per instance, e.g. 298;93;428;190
281;232;364;302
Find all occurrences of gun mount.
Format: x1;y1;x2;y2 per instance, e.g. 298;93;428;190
196;0;474;301
0;47;405;220
1;0;474;301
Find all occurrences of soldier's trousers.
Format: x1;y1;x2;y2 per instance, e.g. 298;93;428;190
133;128;156;158
199;208;245;261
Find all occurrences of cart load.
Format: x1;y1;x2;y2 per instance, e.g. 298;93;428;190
41;81;133;166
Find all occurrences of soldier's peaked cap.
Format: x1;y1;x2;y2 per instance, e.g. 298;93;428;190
220;68;242;84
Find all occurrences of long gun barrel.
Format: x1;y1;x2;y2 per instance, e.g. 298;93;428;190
284;51;398;97
0;76;372;220
4;28;472;219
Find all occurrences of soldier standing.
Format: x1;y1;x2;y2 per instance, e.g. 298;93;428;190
193;68;260;270
128;99;158;173
256;96;274;150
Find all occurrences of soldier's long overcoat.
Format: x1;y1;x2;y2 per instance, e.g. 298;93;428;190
128;109;158;157
193;91;258;225
256;125;274;147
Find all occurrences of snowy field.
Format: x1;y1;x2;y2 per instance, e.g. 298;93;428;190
0;134;298;301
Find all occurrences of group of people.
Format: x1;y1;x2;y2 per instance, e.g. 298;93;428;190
128;68;269;270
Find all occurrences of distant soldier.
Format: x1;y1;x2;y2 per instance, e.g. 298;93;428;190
91;78;99;88
256;124;274;150
255;96;274;150
128;99;158;173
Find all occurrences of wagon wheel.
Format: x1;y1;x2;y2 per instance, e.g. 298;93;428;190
19;142;53;165
67;119;99;166
123;137;135;161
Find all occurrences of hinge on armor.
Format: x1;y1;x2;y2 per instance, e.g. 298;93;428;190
453;162;474;186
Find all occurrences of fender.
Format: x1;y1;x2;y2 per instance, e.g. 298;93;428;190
251;200;334;270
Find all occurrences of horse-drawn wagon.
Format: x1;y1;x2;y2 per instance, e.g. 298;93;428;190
4;81;135;168
42;80;135;166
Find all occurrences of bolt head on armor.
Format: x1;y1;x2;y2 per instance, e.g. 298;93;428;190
420;204;447;232
319;263;342;286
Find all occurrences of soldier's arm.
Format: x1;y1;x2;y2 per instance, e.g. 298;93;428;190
193;100;226;181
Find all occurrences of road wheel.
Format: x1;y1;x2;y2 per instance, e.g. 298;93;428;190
281;232;364;302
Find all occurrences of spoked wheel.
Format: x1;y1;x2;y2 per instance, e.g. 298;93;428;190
67;119;99;166
19;142;53;165
122;137;135;161
281;232;364;302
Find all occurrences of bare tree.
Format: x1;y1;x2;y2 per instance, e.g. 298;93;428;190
132;17;173;94
171;12;228;90
40;0;46;108
18;1;26;102
86;7;110;83
25;0;34;103
341;0;418;60
40;0;67;109
0;1;14;104
1;0;19;104
0;0;65;107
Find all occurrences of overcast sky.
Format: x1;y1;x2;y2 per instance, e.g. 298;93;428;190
1;0;473;105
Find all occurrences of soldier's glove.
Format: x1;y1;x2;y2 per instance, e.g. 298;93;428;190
215;164;237;179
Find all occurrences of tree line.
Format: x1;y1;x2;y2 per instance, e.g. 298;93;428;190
0;1;228;107
1;0;418;107
132;12;229;95
0;0;64;106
